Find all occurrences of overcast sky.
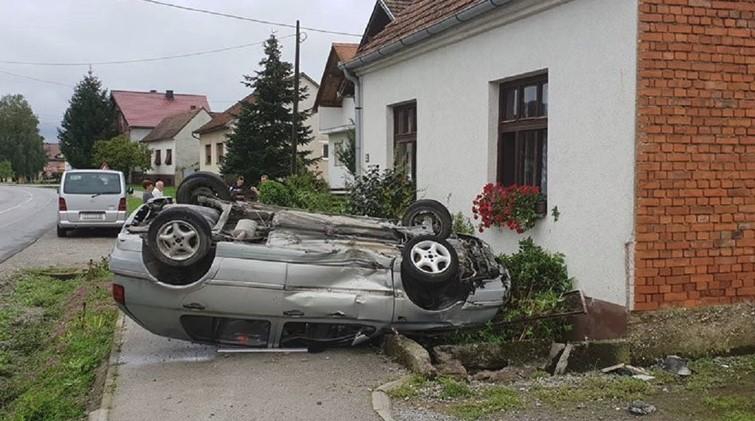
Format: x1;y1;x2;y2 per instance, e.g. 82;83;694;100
0;0;373;142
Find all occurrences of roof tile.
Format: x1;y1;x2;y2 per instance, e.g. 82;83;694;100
111;90;209;128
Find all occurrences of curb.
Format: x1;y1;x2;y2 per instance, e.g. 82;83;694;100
88;311;126;421
372;375;413;421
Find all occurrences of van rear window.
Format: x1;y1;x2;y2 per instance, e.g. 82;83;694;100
63;173;121;194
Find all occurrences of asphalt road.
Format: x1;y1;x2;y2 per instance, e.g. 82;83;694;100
0;185;57;264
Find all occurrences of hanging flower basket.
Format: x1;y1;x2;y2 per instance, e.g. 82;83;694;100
472;183;544;234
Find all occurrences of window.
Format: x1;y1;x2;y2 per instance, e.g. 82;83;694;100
497;73;548;193
205;144;212;165
181;316;270;348
165;149;172;166
322;143;329;159
394;102;417;181
63;173;121;195
216;143;224;164
154;149;161;166
333;141;343;167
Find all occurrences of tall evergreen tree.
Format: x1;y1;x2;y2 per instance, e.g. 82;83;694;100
58;70;117;169
222;35;313;182
0;94;47;181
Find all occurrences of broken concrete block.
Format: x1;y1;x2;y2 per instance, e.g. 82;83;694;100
433;347;468;379
553;343;573;375
383;334;436;378
564;339;631;373
433;339;552;372
627;400;657;416
471;366;537;383
660;355;692;376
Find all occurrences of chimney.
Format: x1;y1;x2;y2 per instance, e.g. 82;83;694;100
166;90;174;100
190;105;197;110
149;89;157;93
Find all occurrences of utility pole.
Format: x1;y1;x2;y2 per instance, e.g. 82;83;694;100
291;20;301;176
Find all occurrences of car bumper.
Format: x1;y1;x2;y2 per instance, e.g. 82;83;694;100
58;220;126;229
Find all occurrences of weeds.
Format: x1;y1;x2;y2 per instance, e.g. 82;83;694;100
448;386;524;420
438;377;473;400
387;375;428;400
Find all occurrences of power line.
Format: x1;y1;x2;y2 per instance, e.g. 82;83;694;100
0;37;292;67
0;69;72;88
134;0;362;37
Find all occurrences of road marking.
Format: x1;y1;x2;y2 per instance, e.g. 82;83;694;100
0;187;34;215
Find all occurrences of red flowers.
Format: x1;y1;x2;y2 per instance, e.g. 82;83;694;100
472;184;542;234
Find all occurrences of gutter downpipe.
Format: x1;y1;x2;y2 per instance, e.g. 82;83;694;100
340;65;364;177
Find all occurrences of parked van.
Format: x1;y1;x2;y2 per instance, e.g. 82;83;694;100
57;170;129;237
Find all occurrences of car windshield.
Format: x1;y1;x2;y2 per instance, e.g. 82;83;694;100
63;173;121;194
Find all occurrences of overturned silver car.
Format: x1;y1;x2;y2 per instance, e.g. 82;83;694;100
110;172;510;349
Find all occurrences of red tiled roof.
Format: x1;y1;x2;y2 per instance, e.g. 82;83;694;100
333;43;359;62
111;90;210;129
383;0;414;16
43;143;64;161
194;94;255;135
142;108;205;142
358;0;483;57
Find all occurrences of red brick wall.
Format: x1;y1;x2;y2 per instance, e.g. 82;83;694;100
635;0;755;310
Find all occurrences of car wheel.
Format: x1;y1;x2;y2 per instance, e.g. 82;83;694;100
56;226;68;238
176;172;232;205
400;235;459;285
147;207;212;268
402;200;453;239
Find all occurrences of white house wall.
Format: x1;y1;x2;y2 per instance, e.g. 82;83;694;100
199;129;230;174
358;0;638;306
319;98;356;190
173;110;211;184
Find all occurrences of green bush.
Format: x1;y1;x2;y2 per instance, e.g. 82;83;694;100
259;180;294;207
452;212;475;235
346;166;416;219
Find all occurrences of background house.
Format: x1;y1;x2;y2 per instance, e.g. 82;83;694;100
193;74;330;183
342;0;755;328
41;143;68;180
111;90;209;142
314;43;359;190
141;108;211;186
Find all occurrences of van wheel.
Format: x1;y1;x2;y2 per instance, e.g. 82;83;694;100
400;235;459;285
56;226;68;238
176;172;232;205
402;200;453;239
147;207;212;267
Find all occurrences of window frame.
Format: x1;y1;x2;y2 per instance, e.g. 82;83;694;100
216;142;224;165
165;148;173;166
393;102;417;181
497;73;548;191
205;144;212;165
154;149;162;166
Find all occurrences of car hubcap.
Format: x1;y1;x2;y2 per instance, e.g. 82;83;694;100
410;240;452;274
156;220;200;261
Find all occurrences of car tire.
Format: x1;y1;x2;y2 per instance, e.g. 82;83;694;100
147;207;212;268
401;200;453;239
56;226;68;238
176;172;232;205
400;235;459;285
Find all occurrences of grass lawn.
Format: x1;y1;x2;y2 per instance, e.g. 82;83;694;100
0;262;118;420
127;185;178;213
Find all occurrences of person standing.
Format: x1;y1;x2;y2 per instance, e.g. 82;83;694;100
153;179;165;199
142;180;155;203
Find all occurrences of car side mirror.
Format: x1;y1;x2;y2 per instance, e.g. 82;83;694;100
127;187;134;195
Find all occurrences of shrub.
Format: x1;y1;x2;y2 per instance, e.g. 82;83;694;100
346;166;416;219
259;180;293;207
452;212;475;235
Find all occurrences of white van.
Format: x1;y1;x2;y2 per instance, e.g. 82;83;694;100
57;170;129;237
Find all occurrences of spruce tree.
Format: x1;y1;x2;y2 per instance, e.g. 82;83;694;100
58;70;117;169
222;34;313;183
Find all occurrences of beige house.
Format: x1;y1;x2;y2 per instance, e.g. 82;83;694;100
141;108;211;185
194;74;329;180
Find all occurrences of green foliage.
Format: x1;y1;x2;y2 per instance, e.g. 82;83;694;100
0;94;47;180
346;166;416;219
259;180;294;207
448;386;524;420
58;71;117;169
0;159;14;181
0;262;117;420
259;173;344;213
335;126;357;175
533;376;651;405
92;135;151;176
222;34;314;183
452;212;475;235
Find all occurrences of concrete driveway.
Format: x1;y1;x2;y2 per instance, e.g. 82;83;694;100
109;319;404;421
